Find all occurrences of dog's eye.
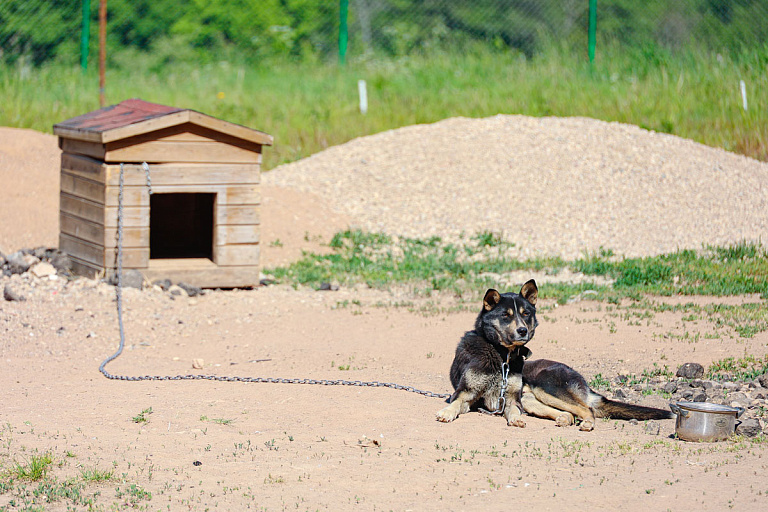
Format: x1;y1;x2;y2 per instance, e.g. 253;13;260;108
521;310;529;317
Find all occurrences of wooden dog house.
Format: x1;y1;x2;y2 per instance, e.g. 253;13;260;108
53;99;272;288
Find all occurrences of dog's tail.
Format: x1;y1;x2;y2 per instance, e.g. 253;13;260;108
593;395;674;420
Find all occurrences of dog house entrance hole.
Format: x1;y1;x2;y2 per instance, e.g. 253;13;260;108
150;193;214;260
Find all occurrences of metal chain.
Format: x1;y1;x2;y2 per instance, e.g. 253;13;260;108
98;162;451;401
479;361;509;415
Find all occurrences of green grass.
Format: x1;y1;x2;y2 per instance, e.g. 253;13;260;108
269;230;767;298
1;45;766;170
131;407;153;424
707;354;768;382
573;241;768;297
9;453;53;481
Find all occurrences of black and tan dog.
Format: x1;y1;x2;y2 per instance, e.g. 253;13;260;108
521;359;674;431
437;279;674;430
436;280;539;427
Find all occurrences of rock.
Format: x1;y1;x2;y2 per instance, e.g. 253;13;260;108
701;381;714;391
676;363;704;379
0;252;6;267
663;381;678;394
643;421;661;436
681;390;694;400
192;359;204;369
169;285;187;297
3;284;25;302
109;270;144;289
153;279;172;291
758;373;768;389
736;418;762;437
613;388;627;399
723;381;740;392
30;261;56;278
318;282;340;291
48;250;71;273
6;251;37;275
177;282;202;297
692;391;707;402
123;270;145;289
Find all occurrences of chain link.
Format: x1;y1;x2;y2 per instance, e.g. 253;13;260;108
98;162;451;401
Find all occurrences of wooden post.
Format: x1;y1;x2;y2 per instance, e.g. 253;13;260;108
339;0;349;65
588;0;597;64
99;0;107;106
80;0;91;72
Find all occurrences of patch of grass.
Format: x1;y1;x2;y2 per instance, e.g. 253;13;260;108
573;241;768;297
10;452;53;481
132;407;153;424
80;468;114;483
707;354;768;382
588;373;611;391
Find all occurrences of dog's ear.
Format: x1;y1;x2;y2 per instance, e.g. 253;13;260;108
520;279;538;305
483;289;501;311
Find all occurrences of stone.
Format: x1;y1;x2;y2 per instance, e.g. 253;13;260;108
177;282;202;297
48;251;71;273
663;381;678;394
318;282;340;291
6;251;37;275
30;261;56;278
692;391;707;402
3;284;25;302
736;418;762;437
169;285;187;297
613;388;627;399
153;279;172;291
758;373;768;389
676;362;704;379
643;421;661;436
192;359;204;369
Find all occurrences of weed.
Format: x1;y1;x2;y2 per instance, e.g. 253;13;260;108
132;407;153;424
11;452;53;481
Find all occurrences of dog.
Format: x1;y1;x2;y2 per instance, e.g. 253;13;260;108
436;280;539;427
521;359;674;431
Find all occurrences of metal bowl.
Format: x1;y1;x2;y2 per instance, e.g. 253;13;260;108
669;401;745;442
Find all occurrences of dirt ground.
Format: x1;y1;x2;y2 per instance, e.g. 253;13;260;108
2;127;768;511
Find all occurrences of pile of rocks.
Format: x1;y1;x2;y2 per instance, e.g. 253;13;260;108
606;362;767;437
1;246;203;301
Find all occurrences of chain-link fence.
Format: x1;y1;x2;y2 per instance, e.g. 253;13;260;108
1;0;767;67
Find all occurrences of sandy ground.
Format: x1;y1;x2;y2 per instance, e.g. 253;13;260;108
1;125;768;511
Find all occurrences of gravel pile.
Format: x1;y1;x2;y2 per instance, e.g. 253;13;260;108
265;115;768;260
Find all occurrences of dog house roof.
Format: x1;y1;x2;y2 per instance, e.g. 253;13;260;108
53;98;272;146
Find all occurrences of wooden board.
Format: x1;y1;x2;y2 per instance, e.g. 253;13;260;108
102;184;260;208
141;262;262;288
215;244;260;266
104;140;261;164
61;154;106;183
60;172;106;205
61;138;106;160
60;233;148;268
60;193;104;225
214;224;260;245
216;205;260;225
103;163;260;187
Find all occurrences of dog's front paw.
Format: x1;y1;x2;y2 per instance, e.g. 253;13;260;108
578;420;595;432
507;417;526;428
555;413;574;427
436;405;459;423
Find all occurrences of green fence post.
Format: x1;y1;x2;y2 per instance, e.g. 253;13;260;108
81;0;91;72
588;0;596;64
339;0;349;65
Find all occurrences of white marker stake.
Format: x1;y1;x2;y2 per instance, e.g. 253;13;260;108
740;80;748;111
358;79;368;114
